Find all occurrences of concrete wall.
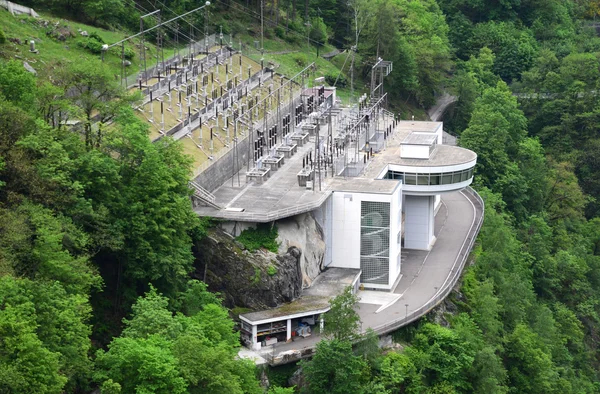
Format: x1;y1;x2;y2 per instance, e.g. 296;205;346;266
404;195;434;250
193;133;251;192
331;192;362;270
400;144;430;159
0;0;39;17
391;184;403;281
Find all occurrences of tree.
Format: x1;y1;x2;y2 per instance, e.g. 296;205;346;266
95;284;262;393
545;160;587;223
82;0;125;26
376;351;418;393
55;60;138;149
322;286;361;341
300;339;370;394
0;277;67;393
0;60;36;109
0;275;94;393
460;81;527;191
309;17;328;47
410;323;475;392
95;335;187;394
504;324;560;394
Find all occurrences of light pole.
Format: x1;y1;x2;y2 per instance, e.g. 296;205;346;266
405;303;409;317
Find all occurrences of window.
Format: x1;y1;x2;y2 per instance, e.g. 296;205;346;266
441;173;453;184
384;167;475;186
360;201;391;285
417;174;429;185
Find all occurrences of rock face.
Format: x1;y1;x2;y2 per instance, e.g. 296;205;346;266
276;212;326;288
194;228;303;310
218;213;326;289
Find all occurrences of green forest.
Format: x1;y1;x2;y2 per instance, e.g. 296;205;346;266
1;0;600;392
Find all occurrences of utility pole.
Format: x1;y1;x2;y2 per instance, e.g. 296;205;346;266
260;0;265;69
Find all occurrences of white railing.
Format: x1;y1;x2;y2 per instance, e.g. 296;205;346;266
189;181;215;202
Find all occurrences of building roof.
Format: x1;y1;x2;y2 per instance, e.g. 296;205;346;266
328;178;401;194
391;145;477;167
396;120;442;133
402;133;437;146
194;115;476;221
240;268;361;325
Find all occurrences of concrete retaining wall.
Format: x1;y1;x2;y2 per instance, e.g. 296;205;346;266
0;0;39;17
193;133;251;192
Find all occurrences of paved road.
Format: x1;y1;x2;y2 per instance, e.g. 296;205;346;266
428;92;457;122
357;190;478;332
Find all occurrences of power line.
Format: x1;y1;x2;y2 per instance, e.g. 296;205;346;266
210;0;349;49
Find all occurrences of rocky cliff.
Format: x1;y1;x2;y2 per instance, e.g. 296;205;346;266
194;212;326;310
275;213;326;288
194;227;303;310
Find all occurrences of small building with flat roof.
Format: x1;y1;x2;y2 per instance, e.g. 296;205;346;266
239;268;361;350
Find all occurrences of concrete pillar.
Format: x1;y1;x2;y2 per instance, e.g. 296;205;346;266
320;316;324;332
404;195;435;250
286;319;292;341
251;325;259;350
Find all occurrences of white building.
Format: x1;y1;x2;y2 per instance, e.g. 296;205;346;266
327;121;477;290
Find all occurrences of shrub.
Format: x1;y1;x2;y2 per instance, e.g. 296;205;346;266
0;28;6;45
267;264;278;276
111;46;135;60
325;73;347;88
274;26;286;40
293;53;307;67
89;31;105;43
236;224;279;253
76;37;104;54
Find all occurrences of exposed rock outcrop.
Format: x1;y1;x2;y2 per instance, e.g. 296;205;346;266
218;212;326;289
276;213;325;288
194;228;303;310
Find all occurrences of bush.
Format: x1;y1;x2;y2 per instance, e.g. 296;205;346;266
326;73;347;88
236;224;279;253
274;26;286;40
111;46;135;60
89;31;105;44
292;53;307;67
0;28;6;45
76;36;104;54
284;32;303;46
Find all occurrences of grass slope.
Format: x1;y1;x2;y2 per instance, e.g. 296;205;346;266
0;8;167;80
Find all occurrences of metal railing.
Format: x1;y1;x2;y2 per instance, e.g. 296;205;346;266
189;181;216;202
369;187;484;335
249;187;484;365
